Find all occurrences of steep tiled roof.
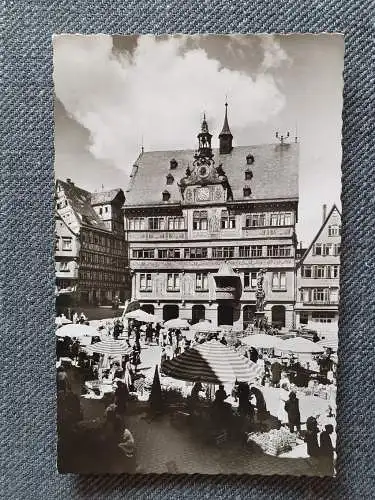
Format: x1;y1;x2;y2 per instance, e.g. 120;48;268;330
91;188;124;206
125;143;299;206
57;180;107;230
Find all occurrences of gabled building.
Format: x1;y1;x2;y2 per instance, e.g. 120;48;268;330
124;105;299;329
295;204;341;329
55;179;130;306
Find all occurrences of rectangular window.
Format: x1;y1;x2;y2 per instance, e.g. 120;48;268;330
140;273;152;291
148;217;165;230
221;211;236;229
129;217;145;230
328;224;341;236
312;288;329;302
55;237;60;251
212;247;235;259
271;272;287;290
60;261;69;272
314;243;322;255
158;248;181;259
168;217;185;230
302;265;312;278
332;265;339;278
334;244;341;255
62;237;72;251
184;247;208;259
314;265;325;278
193;211;208;230
323;243;334;256
330;288;339;303
245;213;266;227
132;249;155;259
244;271;257;289
196;272;208;291
240;245;263;258
267;245;291;257
167;273;180;291
270;214;279;226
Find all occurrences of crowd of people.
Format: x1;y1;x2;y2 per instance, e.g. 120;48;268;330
56;311;337;475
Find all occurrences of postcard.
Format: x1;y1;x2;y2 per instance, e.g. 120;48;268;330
54;34;343;475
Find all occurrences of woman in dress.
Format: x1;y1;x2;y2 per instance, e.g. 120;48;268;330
277;382;290;427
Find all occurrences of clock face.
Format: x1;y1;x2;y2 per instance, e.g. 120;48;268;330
196;187;210;201
198;166;209;178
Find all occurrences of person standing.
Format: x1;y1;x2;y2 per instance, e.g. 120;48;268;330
271;360;282;387
305;416;320;458
277;383;290;427
114;380;129;416
319;424;335;476
284;391;301;433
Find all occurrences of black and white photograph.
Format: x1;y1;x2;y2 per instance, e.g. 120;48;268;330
54;34;343;475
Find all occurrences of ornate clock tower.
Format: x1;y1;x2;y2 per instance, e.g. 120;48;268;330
179;114;233;203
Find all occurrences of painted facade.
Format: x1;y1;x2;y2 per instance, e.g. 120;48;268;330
124;108;299;329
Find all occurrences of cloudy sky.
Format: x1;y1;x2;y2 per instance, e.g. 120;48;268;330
53;34;344;245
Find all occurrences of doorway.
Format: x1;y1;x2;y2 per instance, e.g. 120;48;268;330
141;304;155;315
272;305;286;328
217;303;233;326
163;304;179;322
192;305;205;324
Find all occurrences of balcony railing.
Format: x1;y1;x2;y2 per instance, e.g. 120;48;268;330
302;299;339;305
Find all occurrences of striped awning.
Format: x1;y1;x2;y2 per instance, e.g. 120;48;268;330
162;339;263;384
86;339;132;356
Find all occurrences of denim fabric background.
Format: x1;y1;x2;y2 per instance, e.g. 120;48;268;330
1;1;374;499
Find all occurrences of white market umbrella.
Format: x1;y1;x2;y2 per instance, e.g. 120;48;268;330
280;337;324;354
56;324;98;338
241;334;284;350
124;309;160;323
85;338;132;356
164;318;190;329
190;320;220;333
55;317;72;326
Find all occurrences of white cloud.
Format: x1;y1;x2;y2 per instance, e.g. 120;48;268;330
53;35;289;181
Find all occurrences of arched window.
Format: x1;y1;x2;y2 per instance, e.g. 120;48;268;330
162;190;171;201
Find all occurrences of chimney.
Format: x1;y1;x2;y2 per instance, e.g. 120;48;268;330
299;241;302;250
322;204;327;224
66;178;71;183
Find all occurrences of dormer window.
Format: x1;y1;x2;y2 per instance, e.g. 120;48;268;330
243;186;252;197
162;190;171;202
166;173;174;185
245;169;253;181
246;154;254;165
170;158;178;169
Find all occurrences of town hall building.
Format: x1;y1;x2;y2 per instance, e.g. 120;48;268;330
124;104;300;329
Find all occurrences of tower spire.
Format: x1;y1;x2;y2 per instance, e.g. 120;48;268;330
219;100;233;154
